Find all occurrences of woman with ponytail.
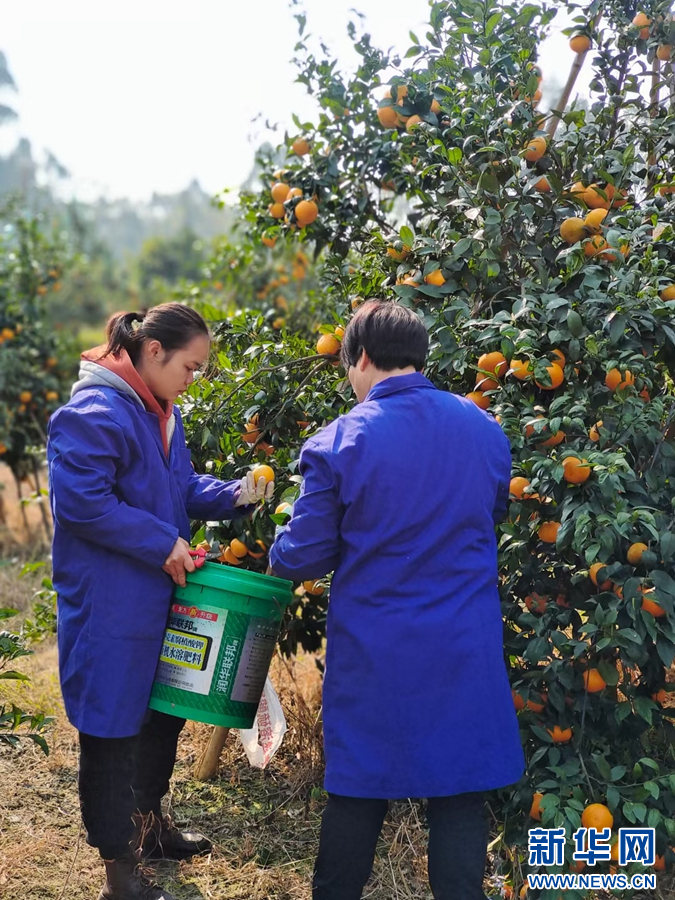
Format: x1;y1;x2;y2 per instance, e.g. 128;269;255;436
47;303;272;900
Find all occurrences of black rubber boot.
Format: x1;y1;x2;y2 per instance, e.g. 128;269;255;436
133;811;212;861
98;854;176;900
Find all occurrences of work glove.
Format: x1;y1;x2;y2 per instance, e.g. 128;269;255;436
235;470;275;507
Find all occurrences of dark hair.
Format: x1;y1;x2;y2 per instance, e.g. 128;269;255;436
103;302;210;365
340;300;428;372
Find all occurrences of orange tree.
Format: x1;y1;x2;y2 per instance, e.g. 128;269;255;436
0;209;72;493
183;0;675;891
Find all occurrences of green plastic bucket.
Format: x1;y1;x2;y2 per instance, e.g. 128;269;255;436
148;562;293;729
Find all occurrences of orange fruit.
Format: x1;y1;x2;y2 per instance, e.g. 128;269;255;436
406;114;423;132
583;668;607;693
304;580;325;596
19;391;32;404
335;326;345;340
548;725;573;742
560;217;587;243
550;349;566;367
660;285;675;301
652;688;667;704
45;391;59;402
424;269;445;286
605;368;634;391
584;184;611;209
288;187;303;199
585;235;611;258
524;137;547;162
535;362;564;390
534;176;550;192
377;105;399;128
657;45;673;61
627;542;648;565
589;562;612;590
221;546;243;566
510;357;532;380
252;464;274;486
477;351;508;379
642;590;666;617
292;137;311;156
589;421;603;441
527;693;547;713
530;792;544;820
585;208;607;233
513;690;526;711
295;200;319;227
476;372;499;392
525;592;548;614
633;12;651;38
466;391;490;410
539;521;561;543
230;538;249;559
654;854;666;871
387;244;410;261
275;502;292;516
317;333;341;356
570;180;586;199
242;418;261;444
581;803;613;831
570;34;591;53
271;182;290;203
269;202;285;219
261;233;276;248
562;456;591;484
0;442;6;455
509;476;531;499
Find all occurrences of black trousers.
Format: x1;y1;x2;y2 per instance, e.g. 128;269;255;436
313;792;489;900
78;710;185;859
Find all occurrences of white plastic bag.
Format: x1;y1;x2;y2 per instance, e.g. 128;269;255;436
237;677;287;769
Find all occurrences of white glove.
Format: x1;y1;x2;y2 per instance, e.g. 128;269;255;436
234;470;275;507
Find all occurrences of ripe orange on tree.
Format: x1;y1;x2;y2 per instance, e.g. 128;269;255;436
509;476;531;499
295;200;319;227
317;333;341;356
657;45;673;61
512;690;526;711
510;357;532;380
605;368;634;391
581;803;613;831
570;34;592;53
562;456;591;484
589;421;603;441
466;391;490;410
652;688;667;704
641;589;666;618
525;592;547;614
589;562;612;590
660;285;675;301
584;208;607;234
584;184;611;209
377;105;399;128
538;521;560;543
533;177;550;192
387;244;410;261
560;217;587;243
220;546;242;566
535;362;564;390
529;792;544;820
269;202;285;219
271;182;290;203
477;351;508;379
19;390;33;404
292;137;311;156
548;725;573;743
527;693;547;713
275;502;293;516
583;668;607;692
633;12;651;38
627;542;648;565
424;269;445;286
524;137;547;162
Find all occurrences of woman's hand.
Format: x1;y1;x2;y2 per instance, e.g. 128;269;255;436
162;537;196;587
234;470;275;507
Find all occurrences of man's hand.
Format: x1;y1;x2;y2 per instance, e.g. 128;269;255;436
162;537;196;587
234;470;275;507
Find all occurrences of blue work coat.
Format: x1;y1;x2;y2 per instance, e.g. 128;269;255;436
48;381;247;738
270;373;524;799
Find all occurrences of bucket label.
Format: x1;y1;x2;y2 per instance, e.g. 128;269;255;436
231;616;280;704
154;602;226;695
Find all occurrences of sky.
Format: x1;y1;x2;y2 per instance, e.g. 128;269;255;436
1;0;577;202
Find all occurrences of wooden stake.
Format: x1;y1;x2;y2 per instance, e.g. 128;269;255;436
195;727;230;781
31;454;52;544
546;12;603;141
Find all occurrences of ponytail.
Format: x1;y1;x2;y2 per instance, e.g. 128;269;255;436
104;311;146;363
102;303;209;365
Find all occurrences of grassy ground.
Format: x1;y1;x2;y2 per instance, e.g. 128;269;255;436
1;548;674;899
